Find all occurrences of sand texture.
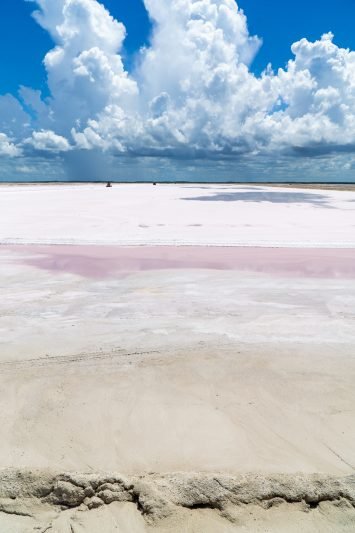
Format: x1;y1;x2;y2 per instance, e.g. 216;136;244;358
1;184;355;531
0;470;355;532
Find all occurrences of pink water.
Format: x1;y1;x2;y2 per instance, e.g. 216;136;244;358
4;245;355;279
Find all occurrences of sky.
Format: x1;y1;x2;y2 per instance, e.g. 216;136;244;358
1;0;355;182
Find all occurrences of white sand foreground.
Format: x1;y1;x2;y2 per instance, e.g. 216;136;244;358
0;184;355;531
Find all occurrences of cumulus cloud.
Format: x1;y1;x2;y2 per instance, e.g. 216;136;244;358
25;130;72;152
2;0;355;168
68;0;355;158
0;133;22;157
247;32;355;153
26;0;138;137
71;0;267;155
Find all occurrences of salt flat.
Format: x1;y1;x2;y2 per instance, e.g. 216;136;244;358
0;183;355;246
0;184;355;531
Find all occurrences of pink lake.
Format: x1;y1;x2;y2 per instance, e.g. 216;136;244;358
3;245;355;280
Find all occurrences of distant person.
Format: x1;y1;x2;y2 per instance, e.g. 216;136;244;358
106;181;112;188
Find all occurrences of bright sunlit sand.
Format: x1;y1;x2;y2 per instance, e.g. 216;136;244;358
3;0;355;529
1;184;355;531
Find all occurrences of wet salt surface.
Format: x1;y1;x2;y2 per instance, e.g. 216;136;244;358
4;245;355;279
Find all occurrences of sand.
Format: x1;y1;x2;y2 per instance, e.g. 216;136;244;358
0;470;355;532
0;184;355;531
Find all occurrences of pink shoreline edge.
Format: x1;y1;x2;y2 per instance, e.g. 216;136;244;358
3;245;355;279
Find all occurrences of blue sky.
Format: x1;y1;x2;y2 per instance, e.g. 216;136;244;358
1;0;355;182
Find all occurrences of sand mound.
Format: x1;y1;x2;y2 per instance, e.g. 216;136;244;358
0;470;354;532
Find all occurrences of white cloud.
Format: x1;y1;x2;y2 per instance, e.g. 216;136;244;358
25;130;72;152
26;0;138;137
5;0;355;165
253;32;355;152
0;133;21;157
71;0;268;155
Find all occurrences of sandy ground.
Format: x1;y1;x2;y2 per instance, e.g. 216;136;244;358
0;470;354;532
1;185;355;530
